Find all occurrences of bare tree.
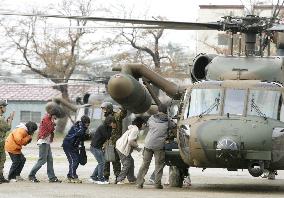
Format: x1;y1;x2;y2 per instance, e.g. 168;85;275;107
0;0;99;132
120;26;168;69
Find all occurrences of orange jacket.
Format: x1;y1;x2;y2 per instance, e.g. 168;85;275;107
5;127;32;154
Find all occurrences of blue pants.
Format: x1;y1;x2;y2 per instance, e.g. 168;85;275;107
63;146;80;179
90;146;106;182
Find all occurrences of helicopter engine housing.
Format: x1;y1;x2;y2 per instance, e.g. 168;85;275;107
108;73;152;114
191;53;217;82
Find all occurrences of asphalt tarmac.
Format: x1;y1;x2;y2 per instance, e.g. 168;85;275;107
0;140;283;198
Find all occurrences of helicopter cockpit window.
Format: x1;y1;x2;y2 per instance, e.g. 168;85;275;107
223;89;246;115
186;88;221;118
248;90;280;120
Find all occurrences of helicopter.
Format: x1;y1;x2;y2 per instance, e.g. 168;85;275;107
2;11;284;187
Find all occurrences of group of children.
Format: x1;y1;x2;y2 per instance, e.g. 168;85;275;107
1;99;187;189
0;99;91;184
1;99;147;186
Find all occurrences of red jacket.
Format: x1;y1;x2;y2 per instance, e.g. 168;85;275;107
37;114;55;142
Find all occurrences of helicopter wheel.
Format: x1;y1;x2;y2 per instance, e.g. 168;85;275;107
169;166;183;187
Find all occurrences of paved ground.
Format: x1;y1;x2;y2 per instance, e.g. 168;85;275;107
0;139;284;198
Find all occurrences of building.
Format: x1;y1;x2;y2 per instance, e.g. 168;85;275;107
0;83;105;129
197;4;282;54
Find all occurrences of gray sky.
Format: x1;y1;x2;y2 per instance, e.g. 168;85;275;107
1;0;243;19
0;0;278;53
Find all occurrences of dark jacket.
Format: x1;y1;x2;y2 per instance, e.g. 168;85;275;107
62;121;88;150
90;123;112;149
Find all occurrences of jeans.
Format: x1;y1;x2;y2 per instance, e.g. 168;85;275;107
8;153;26;180
29;143;56;180
90;146;105;181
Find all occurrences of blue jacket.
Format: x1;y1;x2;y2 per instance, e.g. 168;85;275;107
62;121;87;149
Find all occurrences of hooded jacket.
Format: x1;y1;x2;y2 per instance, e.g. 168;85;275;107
144;113;169;150
62;121;88;150
116;125;139;156
5;123;32;154
90;118;112;149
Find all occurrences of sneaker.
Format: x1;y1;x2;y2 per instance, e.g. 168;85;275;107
183;176;191;187
49;178;62;183
117;180;125;185
97;180;109;185
29;177;40;183
16;176;24;181
9;179;17;182
89;178;98;184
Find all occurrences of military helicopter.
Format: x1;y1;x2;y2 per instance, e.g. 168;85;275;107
2;11;284;187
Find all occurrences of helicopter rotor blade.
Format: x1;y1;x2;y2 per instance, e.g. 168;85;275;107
0;12;221;30
49;25;166;29
267;24;284;31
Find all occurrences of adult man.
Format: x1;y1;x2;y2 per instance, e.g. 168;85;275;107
136;104;169;189
100;102;127;183
0;100;14;183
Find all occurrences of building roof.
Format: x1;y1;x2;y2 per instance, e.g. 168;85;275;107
0;83;105;102
199;5;244;9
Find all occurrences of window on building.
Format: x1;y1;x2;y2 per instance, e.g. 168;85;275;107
20;111;41;123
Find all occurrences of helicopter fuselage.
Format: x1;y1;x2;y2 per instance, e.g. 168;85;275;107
177;80;284;176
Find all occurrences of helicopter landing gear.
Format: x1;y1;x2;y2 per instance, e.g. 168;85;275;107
169;166;191;187
169;166;183;187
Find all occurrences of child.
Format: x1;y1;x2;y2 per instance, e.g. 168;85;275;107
89;116;116;184
115;117;145;184
28;110;61;183
5;121;37;182
62;115;90;183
